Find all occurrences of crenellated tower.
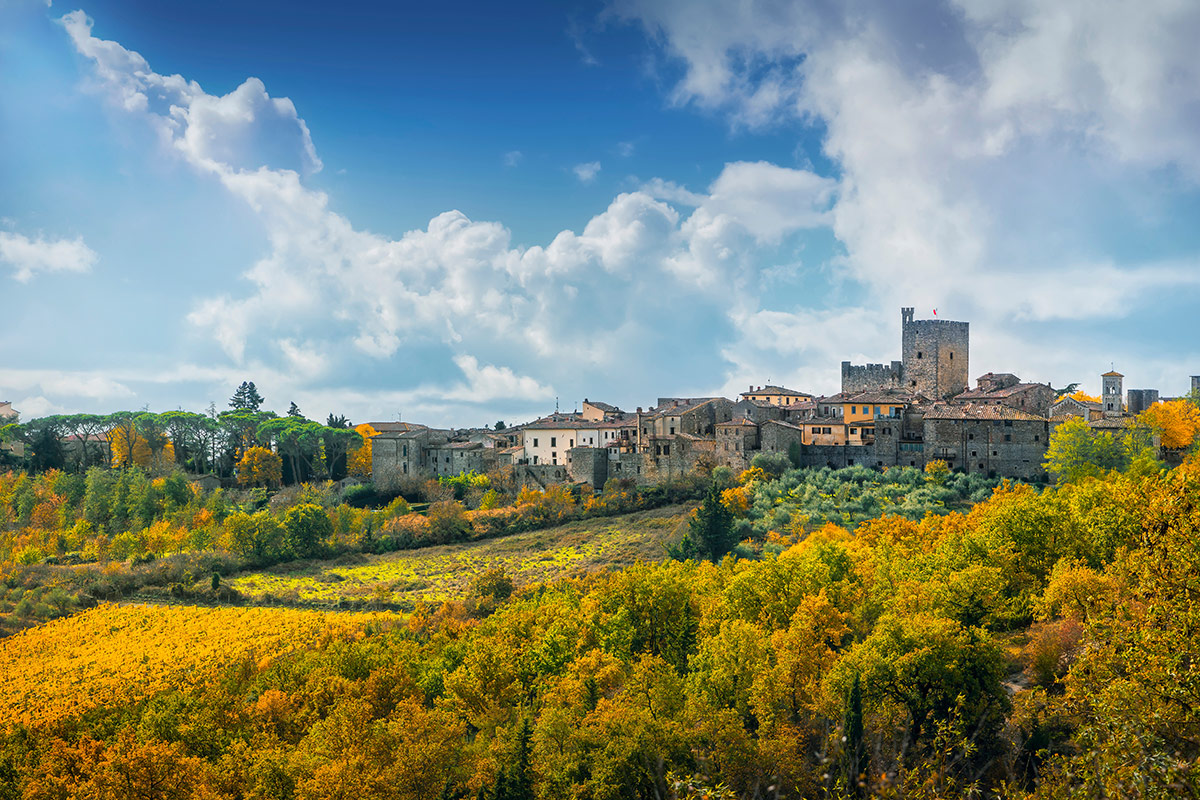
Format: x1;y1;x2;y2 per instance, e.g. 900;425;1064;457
900;307;969;400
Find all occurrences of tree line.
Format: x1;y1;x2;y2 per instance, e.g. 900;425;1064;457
0;382;363;486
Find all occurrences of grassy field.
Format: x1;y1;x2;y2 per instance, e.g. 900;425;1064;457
229;503;694;607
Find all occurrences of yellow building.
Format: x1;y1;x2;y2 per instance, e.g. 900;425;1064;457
740;385;814;406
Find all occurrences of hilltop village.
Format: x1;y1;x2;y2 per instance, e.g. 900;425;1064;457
369;308;1195;490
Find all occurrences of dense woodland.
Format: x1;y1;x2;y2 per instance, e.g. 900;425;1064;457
1;391;1200;797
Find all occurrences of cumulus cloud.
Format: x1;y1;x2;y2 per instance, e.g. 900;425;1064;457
0;231;97;282
612;0;1200;371
573;161;602;183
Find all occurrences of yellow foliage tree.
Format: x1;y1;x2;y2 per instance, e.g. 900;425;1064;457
347;423;378;478
109;427;175;470
1068;389;1101;403
237;446;282;488
1138;398;1200;450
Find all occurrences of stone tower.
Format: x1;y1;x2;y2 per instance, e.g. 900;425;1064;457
900;307;969;400
1192;375;1200;395
1102;370;1124;417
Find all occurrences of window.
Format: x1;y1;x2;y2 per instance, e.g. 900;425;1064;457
663;444;670;456
570;439;574;447
551;436;556;447
1034;435;1040;442
917;351;923;359
992;451;998;456
851;406;857;414
949;352;954;360
968;433;974;440
970;450;977;457
402;463;407;474
850;427;857;434
402;445;408;457
533;455;539;464
1004;434;1012;441
669;426;675;434
1004;420;1013;427
533;438;539;447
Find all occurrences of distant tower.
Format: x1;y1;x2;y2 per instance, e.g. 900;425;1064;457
900;307;969;400
1192;375;1200;395
1102;370;1124;417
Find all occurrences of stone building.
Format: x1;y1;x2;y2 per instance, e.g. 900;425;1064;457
715;418;760;469
1126;388;1160;415
842;307;969;400
1102;370;1124;417
921;404;1049;479
953;373;1056;417
1048;395;1103;420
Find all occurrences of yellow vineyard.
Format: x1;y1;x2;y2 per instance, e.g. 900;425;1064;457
0;603;393;728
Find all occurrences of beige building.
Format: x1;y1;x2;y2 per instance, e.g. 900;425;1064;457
740;385;813;406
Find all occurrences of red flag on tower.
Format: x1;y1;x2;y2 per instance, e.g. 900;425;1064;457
933;308;937;316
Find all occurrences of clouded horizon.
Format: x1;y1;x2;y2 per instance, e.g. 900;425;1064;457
3;0;1199;426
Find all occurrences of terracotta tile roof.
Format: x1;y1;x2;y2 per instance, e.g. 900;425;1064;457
740;385;812;397
923;403;1047;421
1088;417;1132;430
1102;371;1124;377
761;420;805;431
717;418;758;427
955;383;1048;400
368;421;427;433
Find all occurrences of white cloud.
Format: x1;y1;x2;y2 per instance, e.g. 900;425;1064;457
503;150;523;167
617;141;635;157
573;161;602;183
0;231;97;282
613;0;1200;330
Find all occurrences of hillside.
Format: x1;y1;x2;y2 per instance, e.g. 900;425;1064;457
228;503;695;609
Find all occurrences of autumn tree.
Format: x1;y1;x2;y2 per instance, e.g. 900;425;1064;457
237;446;281;488
347;423;378;478
1138;398;1200;450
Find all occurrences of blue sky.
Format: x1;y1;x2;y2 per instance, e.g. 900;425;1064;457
2;0;1199;426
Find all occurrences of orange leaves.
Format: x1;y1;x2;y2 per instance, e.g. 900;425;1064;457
347;423;378;478
1138;398;1200;450
720;486;751;516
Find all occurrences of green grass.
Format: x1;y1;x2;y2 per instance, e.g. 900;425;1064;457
230;504;694;606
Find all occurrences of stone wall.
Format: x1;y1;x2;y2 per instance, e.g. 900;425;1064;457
841;361;903;394
567;446;608;487
799;443;874;469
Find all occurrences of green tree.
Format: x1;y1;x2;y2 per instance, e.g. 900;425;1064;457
229;381;264;411
689;482;737;562
1045;417;1127;482
282;503;332;559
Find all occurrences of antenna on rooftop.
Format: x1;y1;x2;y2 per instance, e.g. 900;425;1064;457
555;396;559;414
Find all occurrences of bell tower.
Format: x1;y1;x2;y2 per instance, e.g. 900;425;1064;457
1101;369;1124;417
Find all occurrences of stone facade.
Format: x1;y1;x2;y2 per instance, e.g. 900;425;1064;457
921;404;1049;479
901;307;969;400
841;361;903;394
1102;371;1124;417
1127;388;1160;415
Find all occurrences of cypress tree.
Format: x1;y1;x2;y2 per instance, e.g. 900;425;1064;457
689;481;736;561
843;672;868;795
